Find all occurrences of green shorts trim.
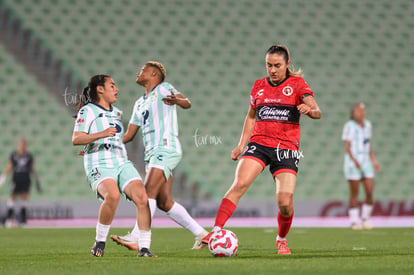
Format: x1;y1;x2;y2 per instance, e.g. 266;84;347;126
145;148;182;180
87;161;142;199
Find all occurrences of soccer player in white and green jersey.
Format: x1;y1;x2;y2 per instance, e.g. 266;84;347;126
110;62;208;250
72;74;155;257
342;102;380;230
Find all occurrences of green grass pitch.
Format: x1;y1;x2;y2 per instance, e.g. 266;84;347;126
0;227;413;274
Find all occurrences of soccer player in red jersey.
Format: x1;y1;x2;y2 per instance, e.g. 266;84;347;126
202;45;321;255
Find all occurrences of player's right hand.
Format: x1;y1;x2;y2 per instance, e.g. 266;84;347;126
231;146;244;161
103;127;117;137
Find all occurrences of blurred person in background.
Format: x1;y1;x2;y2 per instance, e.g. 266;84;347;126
72;74;155;257
342;102;380;230
201;45;322;255
0;138;42;227
110;61;209;251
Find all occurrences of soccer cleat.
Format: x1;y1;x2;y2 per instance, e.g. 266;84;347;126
110;232;139;251
201;231;214;245
192;231;209;249
276;240;291;255
362;220;372;230
91;241;105;257
137;248;157;257
351;223;362;230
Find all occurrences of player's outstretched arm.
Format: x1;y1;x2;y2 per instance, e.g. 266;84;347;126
162;91;191;109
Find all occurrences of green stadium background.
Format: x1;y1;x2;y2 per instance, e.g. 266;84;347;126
0;0;413;218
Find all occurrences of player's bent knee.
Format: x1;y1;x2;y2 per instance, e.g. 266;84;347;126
232;179;251;193
279;205;292;216
105;192;120;205
132;192;148;206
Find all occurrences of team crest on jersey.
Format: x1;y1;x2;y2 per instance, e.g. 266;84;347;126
282;85;293;96
90;168;101;181
257;89;264;96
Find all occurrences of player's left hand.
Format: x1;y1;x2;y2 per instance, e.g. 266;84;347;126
374;162;381;173
297;104;312;115
162;90;178;105
231;146;244;161
35;179;43;194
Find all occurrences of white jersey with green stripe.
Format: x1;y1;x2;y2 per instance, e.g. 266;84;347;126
342;119;372;163
73;103;129;172
129;82;182;156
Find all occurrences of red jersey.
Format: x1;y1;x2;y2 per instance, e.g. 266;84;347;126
249;76;313;150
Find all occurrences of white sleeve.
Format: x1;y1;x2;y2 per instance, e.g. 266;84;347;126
129;100;141;126
73;105;94;133
161;82;181;96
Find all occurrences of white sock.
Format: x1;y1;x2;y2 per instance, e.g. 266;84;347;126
348;207;360;225
167;202;206;236
148;198;157;218
139;230;151;249
6;199;14;209
96;222;110;242
361;204;373;221
131;221;140;239
276;236;286;241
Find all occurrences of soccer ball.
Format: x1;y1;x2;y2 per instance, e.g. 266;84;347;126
208;229;238;257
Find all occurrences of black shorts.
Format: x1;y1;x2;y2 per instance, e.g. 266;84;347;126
11;180;31;194
240;142;300;177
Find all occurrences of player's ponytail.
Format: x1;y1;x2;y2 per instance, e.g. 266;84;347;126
74;74;110;113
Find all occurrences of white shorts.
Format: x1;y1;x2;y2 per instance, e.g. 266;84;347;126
145;148;182;181
344;157;374;180
87;161;142;200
